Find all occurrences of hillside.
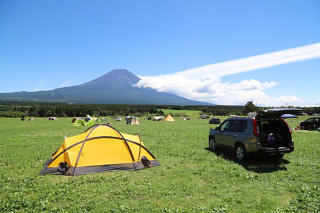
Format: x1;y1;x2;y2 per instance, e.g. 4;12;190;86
0;69;209;105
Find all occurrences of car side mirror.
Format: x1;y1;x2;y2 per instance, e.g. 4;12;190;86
215;127;220;131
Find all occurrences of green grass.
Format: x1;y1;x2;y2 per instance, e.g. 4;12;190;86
0;116;319;212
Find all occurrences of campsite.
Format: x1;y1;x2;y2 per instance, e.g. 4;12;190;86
1;1;320;212
1;115;320;212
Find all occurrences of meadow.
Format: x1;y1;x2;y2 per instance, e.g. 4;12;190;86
0;116;319;212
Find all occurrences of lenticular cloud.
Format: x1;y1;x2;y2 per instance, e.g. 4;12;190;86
136;43;320;106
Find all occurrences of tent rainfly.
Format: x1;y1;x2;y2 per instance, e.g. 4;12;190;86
164;114;174;122
281;114;298;119
200;114;210;119
126;117;140;125
40;124;159;175
74;119;85;126
153;116;164;121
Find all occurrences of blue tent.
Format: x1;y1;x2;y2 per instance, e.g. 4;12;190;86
281;114;298;119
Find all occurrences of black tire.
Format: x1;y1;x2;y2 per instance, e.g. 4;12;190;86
275;154;284;159
209;137;217;151
235;144;247;161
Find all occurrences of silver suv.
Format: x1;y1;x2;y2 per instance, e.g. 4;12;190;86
209;109;300;161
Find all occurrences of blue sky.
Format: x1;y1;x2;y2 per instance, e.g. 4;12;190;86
0;0;319;105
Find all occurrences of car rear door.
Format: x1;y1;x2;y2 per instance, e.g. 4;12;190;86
256;108;302;119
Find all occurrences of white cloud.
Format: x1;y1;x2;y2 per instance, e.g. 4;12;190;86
59;79;74;88
136;43;320;106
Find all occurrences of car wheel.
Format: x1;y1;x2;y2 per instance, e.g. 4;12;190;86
235;144;247;161
209;137;217;151
275;154;284;159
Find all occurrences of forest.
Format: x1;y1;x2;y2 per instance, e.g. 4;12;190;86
0;100;319;118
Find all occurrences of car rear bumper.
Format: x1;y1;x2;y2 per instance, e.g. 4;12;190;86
249;142;294;155
262;146;294;154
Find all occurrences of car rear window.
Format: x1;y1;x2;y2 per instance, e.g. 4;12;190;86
228;120;247;132
306;118;315;123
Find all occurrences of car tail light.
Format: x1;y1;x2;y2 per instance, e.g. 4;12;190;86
281;118;292;134
252;118;260;137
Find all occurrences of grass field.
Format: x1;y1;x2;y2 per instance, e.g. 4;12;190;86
0;116;320;212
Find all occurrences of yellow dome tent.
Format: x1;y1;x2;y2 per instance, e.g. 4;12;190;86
40;124;159;175
164;114;175;122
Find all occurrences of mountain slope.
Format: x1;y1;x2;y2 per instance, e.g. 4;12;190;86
0;69;210;105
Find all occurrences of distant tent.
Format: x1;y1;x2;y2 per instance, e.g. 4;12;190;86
87;114;98;121
182;117;190;120
200;114;209;119
281;114;298;119
164;114;174;122
153;116;164;121
40;124;160;175
47;117;57;121
29;118;35;121
74;118;95;127
115;117;122;121
86;119;95;128
74;119;85;126
126;117;140;125
125;116;134;122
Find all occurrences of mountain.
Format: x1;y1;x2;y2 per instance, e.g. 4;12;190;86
0;69;210;105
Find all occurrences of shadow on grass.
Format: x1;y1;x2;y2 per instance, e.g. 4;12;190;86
204;147;290;173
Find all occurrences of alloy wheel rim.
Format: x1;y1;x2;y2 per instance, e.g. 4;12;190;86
210;139;215;150
237;147;243;160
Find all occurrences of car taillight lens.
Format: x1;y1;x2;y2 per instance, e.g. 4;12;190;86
281;118;292;134
252;118;259;137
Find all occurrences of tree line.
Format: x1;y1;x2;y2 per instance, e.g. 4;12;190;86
0;100;319;118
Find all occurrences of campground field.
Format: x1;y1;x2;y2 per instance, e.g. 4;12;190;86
0;116;320;212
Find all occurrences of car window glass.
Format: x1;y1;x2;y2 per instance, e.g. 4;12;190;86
306;118;313;122
229;120;247;132
220;121;230;131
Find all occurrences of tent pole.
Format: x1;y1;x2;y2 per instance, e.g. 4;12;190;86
73;125;100;175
